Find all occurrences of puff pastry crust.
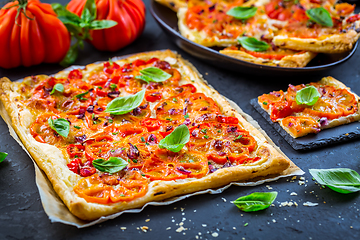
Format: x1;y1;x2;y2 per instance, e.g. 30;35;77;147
219;49;317;68
273;21;360;54
0;50;290;221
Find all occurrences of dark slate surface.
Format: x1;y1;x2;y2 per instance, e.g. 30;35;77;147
250;98;360;150
1;1;360;239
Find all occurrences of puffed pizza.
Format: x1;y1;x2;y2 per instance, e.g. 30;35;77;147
0;50;291;220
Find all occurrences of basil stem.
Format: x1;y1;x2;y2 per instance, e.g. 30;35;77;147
53;0;117;66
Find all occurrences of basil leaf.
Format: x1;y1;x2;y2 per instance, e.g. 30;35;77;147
52;3;81;22
0;152;8;163
135;67;172;83
309;168;360;194
135;75;153;83
295;85;320;106
158;125;190;152
92;157;128;174
51;3;65;12
81;8;92;24
83;0;97;21
233;192;278;212
226;6;257;20
57;16;83;36
306;7;333;27
105;89;145;115
237;37;270;52
50;83;64;95
52;4;83;36
48;118;70;138
89;20;118;30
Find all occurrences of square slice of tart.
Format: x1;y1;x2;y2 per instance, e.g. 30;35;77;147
257;76;360;138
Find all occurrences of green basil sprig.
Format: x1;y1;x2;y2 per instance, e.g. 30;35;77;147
135;67;172;83
226;6;257;20
50;83;64;95
237;37;270;52
309;168;360;194
52;0;118;66
105;89;145;115
158;125;190;152
232;192;278;212
295;86;321;106
0;152;8;163
306;7;333;27
48;118;70;138
92;157;128;174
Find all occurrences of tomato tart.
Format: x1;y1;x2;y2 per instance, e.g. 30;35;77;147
257;76;360;138
266;0;360;53
0;50;290;220
158;0;360;67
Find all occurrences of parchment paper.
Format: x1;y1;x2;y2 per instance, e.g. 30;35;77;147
0;62;303;228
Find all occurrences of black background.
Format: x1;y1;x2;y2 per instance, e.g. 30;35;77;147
0;0;360;239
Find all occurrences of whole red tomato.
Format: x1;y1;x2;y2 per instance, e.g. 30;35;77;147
0;0;71;69
67;0;146;51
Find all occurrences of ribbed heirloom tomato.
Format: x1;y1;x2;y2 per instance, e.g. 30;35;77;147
67;0;146;51
0;0;70;68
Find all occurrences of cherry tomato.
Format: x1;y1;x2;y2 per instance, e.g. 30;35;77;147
145;91;162;102
68;69;83;80
258;90;285;110
67;144;85;158
216;115;239;124
282;116;320;137
140;118;162;132
270;101;293;121
74;174;111;204
67;159;82;174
